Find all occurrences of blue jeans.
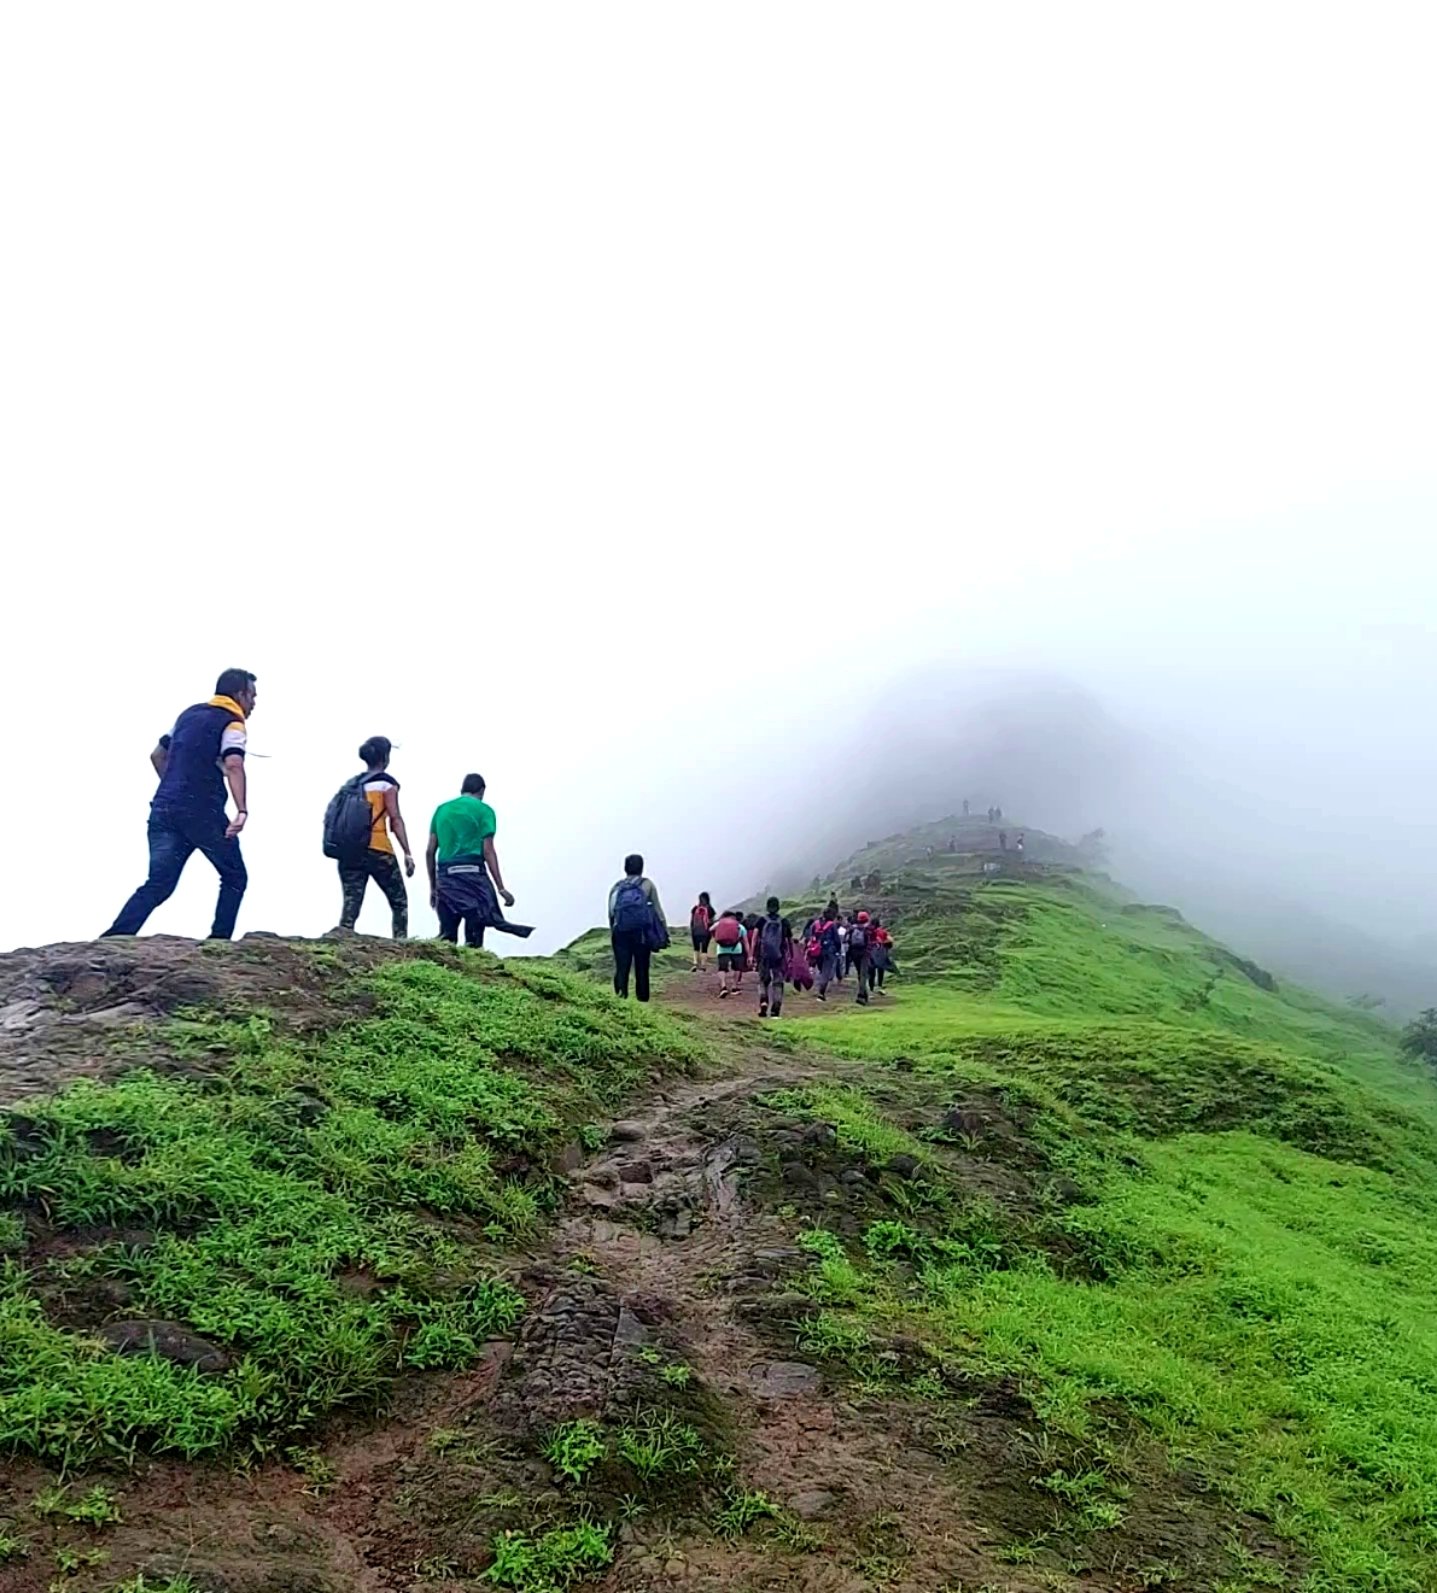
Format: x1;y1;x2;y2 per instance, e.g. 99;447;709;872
105;811;248;940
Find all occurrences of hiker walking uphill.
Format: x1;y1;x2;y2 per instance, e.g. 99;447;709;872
848;910;874;1005
105;669;256;941
325;737;414;938
690;892;716;972
813;909;842;1001
868;917;895;993
608;854;668;1002
426;774;533;947
756;896;793;1018
710;907;747;999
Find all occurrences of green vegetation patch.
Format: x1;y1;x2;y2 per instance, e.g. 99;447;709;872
775;1029;1437;1589
0;953;701;1466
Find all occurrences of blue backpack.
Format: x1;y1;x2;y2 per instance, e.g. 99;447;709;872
613;879;653;935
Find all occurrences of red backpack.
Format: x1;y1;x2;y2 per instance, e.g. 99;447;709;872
713;914;742;948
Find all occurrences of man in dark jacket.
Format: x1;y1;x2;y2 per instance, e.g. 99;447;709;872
105;669;256;940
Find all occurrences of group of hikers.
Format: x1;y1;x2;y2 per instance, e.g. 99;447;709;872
103;671;904;1025
686;894;896;1016
104;669;531;949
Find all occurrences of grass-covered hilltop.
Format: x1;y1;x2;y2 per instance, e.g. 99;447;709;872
2;817;1436;1592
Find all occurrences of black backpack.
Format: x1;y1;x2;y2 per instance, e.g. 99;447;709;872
760;915;787;965
849;922;869;953
323;775;375;860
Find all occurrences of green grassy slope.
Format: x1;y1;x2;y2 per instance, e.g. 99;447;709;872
774;859;1437;1591
0;947;701;1468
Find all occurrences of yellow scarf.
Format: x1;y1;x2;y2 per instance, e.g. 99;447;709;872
209;694;247;721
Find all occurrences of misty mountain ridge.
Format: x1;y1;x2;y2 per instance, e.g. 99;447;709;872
757;798;1436;1022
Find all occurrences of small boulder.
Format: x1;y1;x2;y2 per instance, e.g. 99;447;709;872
609;1120;645;1143
887;1153;921;1180
99;1320;231;1374
617;1159;654;1184
943;1106;988;1137
790;1488;837;1520
750;1360;821;1397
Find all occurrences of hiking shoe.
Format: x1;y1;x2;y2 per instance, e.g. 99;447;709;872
816;991;826;1002
758;1003;768;1017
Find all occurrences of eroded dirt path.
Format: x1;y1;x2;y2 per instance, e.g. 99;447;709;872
552;1043;1051;1593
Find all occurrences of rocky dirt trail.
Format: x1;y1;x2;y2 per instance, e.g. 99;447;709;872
550;1039;1055;1593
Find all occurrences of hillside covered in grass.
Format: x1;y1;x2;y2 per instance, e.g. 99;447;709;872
756;840;1437;1590
3;829;1437;1593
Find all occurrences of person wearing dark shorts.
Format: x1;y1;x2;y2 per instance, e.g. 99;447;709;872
710;910;746;999
689;891;715;971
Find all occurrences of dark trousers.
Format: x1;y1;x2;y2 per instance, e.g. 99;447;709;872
437;900;486;947
106;811;248;940
759;960;785;1015
851;952;871;1004
339;851;408;937
612;929;651;1002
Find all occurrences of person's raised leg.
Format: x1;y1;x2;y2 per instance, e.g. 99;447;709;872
105;820;193;936
375;853;409;939
770;970;784;1017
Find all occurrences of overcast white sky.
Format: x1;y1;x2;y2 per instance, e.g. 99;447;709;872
1;5;1433;958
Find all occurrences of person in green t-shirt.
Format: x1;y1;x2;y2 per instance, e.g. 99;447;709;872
426;773;515;946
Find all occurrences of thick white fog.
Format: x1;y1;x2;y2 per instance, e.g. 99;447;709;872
2;7;1433;1008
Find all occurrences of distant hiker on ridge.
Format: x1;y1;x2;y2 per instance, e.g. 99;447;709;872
427;774;531;948
104;668;256;941
756;896;793;1018
813;908;842;1001
608;855;668;1002
999;830;1008;852
848;910;874;1005
869;918;894;994
325;737;414;939
711;907;747;1000
689;891;716;972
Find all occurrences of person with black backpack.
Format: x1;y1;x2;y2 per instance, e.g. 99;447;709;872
325;737;413;938
608;854;668;1002
848;910;874;1006
756;897;793;1018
